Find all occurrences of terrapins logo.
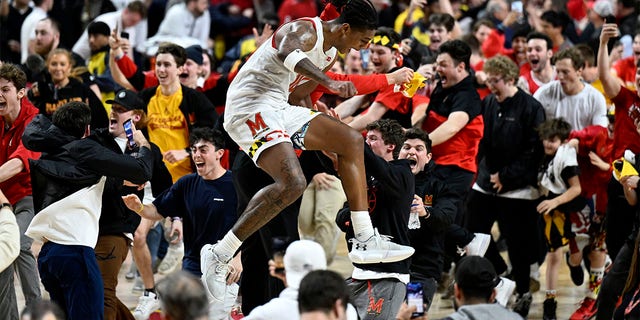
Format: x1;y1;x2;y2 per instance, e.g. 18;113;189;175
423;194;433;207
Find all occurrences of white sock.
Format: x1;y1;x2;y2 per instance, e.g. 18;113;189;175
215;231;242;261
588;266;605;298
351;211;374;241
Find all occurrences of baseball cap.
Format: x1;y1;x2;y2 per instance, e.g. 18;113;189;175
455;256;501;291
590;0;614;17
185;45;204;65
284;240;327;289
106;89;145;111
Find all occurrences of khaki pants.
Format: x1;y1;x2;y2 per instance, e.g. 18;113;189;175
95;234;135;320
298;176;346;264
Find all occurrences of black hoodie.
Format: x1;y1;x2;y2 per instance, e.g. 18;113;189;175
22;115;154;213
409;161;457;279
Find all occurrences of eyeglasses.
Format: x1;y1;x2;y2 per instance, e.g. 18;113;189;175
486;77;504;85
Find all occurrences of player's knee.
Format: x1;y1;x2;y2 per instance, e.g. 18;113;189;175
287;174;308;198
343;129;364;153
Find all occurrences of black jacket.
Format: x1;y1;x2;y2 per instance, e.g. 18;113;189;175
476;89;545;194
409;161;457;279
89;129;173;235
22;115;154;213
337;144;414;274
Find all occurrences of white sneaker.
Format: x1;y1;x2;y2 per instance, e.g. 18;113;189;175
133;292;160;320
494;277;516;307
158;242;184;275
465;233;491;256
348;229;415;264
200;243;231;302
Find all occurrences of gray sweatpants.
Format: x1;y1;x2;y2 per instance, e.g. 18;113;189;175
347;278;406;320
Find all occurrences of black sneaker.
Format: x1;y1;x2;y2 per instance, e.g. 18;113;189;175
543;298;557;320
513;292;532;318
566;252;584;286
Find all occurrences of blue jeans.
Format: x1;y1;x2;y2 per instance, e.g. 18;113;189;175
38;242;104;320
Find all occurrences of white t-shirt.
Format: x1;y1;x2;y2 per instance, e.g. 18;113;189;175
533;81;608;130
72;10;148;61
539;144;578;196
153;3;210;48
20;7;47;63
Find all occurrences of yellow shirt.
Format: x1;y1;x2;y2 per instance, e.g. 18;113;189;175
590;79;613;109
147;86;192;182
88;51;114;113
394;10;430;46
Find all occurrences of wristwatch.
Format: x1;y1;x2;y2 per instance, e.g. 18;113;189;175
0;203;13;211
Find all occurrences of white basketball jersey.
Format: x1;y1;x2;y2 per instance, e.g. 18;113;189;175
226;16;337;112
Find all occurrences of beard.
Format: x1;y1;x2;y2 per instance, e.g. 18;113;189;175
34;41;55;57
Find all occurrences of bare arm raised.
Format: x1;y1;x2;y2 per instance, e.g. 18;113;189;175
598;24;622;100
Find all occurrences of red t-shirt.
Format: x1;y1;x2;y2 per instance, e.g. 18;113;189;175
611;86;640;158
0;99;41;205
613;56;636;88
569;125;613;213
278;0;318;24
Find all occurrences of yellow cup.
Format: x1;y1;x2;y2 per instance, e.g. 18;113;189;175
398;73;427;98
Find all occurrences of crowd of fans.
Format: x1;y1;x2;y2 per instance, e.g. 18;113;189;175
1;0;640;319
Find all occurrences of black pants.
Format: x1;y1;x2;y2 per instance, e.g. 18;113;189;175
433;166;475;259
596;240;634;320
466;191;540;294
232;152;300;314
605;177;636;259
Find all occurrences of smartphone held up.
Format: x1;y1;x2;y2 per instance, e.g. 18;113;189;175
123;118;137;149
406;281;425;318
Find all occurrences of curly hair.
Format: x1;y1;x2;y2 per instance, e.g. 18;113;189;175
483;55;520;82
0;63;27;90
537;118;572;141
366;119;405;158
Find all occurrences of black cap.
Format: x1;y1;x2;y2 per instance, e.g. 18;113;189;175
455;256;501;291
106;89;145;111
87;21;111;37
185;45;204;65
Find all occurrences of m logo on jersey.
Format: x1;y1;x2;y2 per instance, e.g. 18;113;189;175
423;195;433;207
245;113;268;137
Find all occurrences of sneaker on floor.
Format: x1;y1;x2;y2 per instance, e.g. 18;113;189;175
465;233;491;256
570;297;597;320
543;298;557;320
200;243;231;302
566;252;585;286
530;276;541;293
126;271;136;281
494;277;516;307
441;280;455;300
133;292;161;320
438;271;453;294
348;229;415;264
158;242;184;275
513;292;532;318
